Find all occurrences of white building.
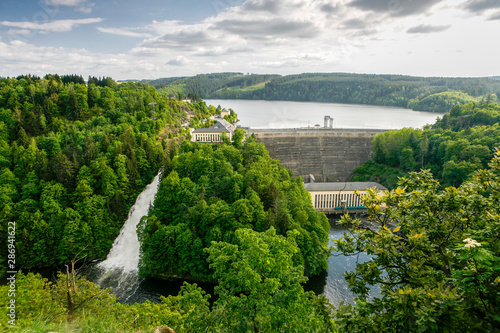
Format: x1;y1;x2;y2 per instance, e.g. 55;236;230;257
191;120;234;143
303;182;387;213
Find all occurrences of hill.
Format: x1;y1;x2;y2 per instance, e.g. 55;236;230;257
351;100;500;188
145;72;500;113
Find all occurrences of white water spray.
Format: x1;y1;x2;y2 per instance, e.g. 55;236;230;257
94;173;161;302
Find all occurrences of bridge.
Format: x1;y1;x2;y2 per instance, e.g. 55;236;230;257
247;128;388;182
303;182;387;214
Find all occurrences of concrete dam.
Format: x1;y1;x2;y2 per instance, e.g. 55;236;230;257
247;128;388;182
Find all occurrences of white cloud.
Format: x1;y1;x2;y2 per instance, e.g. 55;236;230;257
97;27;153;38
406;24;451;34
43;0;87;5
463;0;500;14
129;0;370;74
1;0;499;79
76;3;95;14
0;18;103;34
0;39;151;79
43;0;95;13
166;56;192;66
348;0;443;17
7;29;33;36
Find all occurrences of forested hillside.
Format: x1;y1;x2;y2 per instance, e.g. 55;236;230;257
139;136;330;281
145;72;500;113
351;100;500;188
145;72;280;99
0;74;197;274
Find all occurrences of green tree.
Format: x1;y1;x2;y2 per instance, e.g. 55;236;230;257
333;149;500;332
58;208;92;262
140;139;329;280
232;128;246;147
207;228;335;332
420;133;429;167
400;146;416;171
442;159;478;187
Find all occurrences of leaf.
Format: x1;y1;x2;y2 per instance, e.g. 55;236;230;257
393;226;401;233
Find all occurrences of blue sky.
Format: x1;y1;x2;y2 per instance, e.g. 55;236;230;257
1;0;499;80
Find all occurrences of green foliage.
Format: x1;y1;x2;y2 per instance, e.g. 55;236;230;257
372;128;422;169
351;160;408;189
407;90;478;112
354;102;500;188
0;271;209;332
150;72;280;99
139;137;330;281
0;75;204;272
1;230;335;332
333;149;500;332
206;228;336;332
436;101;500;131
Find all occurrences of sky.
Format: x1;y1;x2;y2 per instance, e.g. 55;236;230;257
0;0;499;80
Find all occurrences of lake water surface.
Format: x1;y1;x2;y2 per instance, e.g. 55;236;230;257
205;99;443;129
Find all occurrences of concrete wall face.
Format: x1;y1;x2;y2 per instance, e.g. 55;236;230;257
249;129;384;182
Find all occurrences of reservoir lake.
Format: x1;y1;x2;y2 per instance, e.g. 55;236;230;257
205;99;443;129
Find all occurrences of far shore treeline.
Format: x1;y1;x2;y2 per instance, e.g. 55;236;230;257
144;72;500;113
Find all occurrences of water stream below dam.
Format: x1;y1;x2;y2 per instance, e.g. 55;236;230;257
84;172;378;306
85;173;161;303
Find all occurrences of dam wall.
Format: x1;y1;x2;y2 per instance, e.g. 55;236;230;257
247;128;387;182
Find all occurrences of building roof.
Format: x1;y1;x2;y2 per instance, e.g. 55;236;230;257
191;119;235;135
192;128;231;133
303;182;387;192
213;119;235;132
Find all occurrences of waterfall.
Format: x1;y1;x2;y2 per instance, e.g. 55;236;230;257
93;173;161;303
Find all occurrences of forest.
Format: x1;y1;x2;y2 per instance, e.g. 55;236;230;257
0;74;203;274
352;100;500;188
145;72;500;113
0;73;335;332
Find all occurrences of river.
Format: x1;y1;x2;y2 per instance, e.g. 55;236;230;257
86;216;375;307
205;99;442;129
39;220;371;307
305;218;380;307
